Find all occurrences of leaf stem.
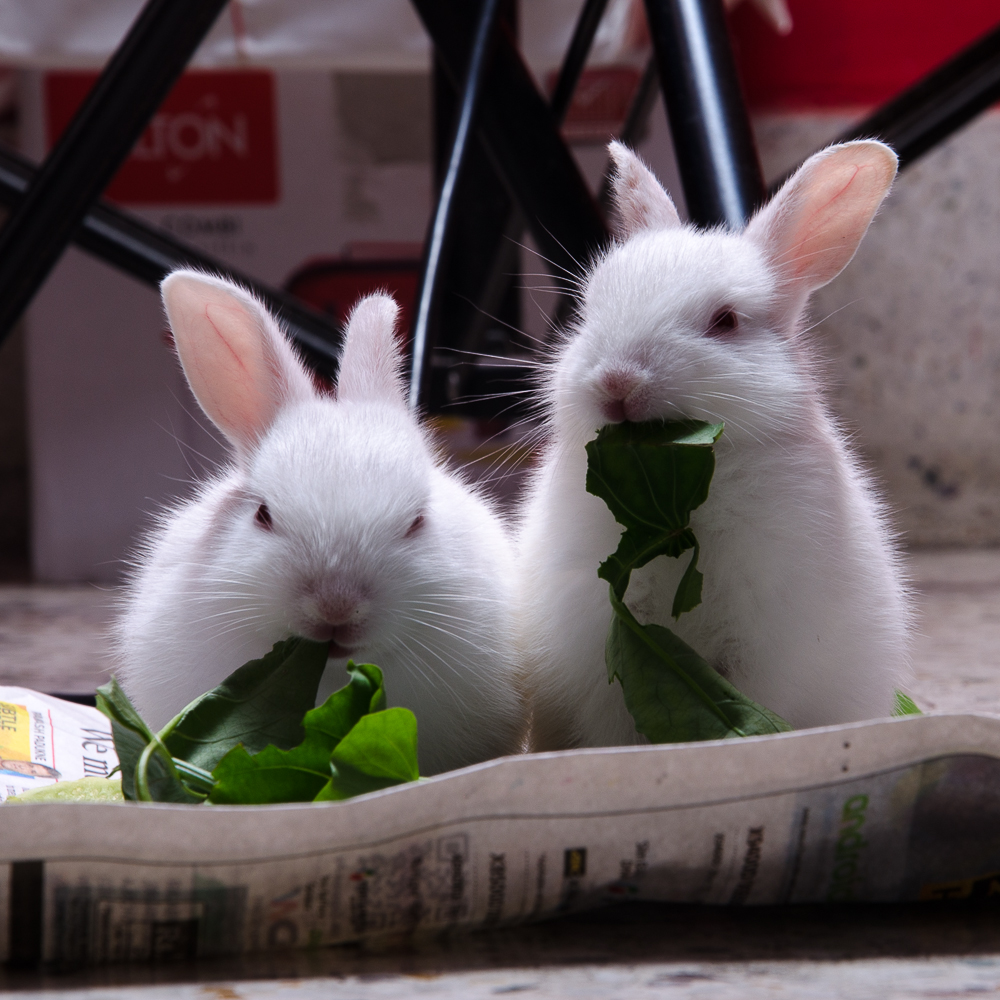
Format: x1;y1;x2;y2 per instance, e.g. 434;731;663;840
174;759;216;794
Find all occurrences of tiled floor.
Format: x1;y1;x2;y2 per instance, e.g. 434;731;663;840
0;549;998;715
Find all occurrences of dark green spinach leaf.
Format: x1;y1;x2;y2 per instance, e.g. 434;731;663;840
96;676;201;802
586;419;723;608
587;419;791;743
608;589;791;741
208;662;409;805
318;707;420;801
159;636;330;772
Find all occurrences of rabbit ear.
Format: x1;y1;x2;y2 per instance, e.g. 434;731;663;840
607;140;682;239
336;293;406;406
746;140;897;296
161;270;315;454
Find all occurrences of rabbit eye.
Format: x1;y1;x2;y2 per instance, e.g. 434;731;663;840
706;307;739;338
254;503;273;530
405;513;425;538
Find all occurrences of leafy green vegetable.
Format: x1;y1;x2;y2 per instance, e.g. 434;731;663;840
159;636;331;772
97;652;420;806
208;663;417;805
209;742;331;804
893;690;922;716
587;419;723;610
608;590;791;741
587;418;791;743
98;638;328;802
96;676;201;803
319;708;419;801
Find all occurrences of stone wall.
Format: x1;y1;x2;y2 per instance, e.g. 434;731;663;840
756;112;1000;546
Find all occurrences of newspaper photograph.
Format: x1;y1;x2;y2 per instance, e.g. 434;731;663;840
1;704;999;965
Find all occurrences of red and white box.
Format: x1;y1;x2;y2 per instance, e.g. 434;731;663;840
19;68;432;582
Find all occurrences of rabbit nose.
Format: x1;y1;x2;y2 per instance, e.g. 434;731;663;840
598;367;648;423
316;588;370;627
302;584;373;649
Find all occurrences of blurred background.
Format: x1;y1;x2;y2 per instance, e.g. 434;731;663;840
0;0;996;700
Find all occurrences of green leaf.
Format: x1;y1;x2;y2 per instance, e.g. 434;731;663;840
892;690;922;716
317;708;420;801
671;542;703;620
209;744;332;805
306;662;386;746
586;420;723;602
607;588;791;741
96;676;156;800
587;418;789;744
207;662;390;805
159;636;330;772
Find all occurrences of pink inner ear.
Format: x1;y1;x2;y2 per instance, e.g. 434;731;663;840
163;272;309;452
750;142;897;293
193;300;280;444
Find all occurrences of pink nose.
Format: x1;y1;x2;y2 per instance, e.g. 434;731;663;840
300;584;372;649
598;368;646;423
317;591;364;626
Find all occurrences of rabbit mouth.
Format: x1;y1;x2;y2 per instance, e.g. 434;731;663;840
298;621;366;656
301;621;366;653
327;638;360;658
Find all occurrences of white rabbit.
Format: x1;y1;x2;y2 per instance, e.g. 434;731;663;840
516;140;912;750
116;270;524;775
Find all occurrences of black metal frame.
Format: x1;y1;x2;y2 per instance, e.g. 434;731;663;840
409;0;505;410
410;0;614;410
644;0;765;228
0;144;343;375
0;0;231;344
0;0;994;419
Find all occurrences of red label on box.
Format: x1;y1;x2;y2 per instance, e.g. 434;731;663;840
45;70;279;205
730;0;1000;109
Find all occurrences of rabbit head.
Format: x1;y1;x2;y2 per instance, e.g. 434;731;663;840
551;140;898;446
162;271;438;660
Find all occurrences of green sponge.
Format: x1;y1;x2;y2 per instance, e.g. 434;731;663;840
8;776;125;804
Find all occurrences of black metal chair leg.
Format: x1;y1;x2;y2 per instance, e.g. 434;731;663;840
464;0;613;359
643;0;765;228
410;0;504;410
0;143;343;378
549;0;614;122
412;0;608;287
0;0;229;344
423;0;614;405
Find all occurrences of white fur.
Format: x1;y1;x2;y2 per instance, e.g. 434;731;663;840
516;141;912;750
116;271;523;775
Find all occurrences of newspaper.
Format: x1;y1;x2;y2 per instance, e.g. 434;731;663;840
1;688;999;965
0;688;118;803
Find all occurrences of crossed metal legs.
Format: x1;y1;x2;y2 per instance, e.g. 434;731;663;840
0;0;994;419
